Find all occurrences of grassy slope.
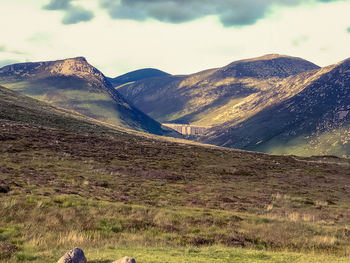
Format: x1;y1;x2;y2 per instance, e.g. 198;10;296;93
1;87;350;262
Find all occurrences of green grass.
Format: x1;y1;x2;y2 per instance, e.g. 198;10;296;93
4;246;350;263
1;193;350;262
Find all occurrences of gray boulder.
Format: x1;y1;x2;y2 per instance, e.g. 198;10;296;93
113;256;136;263
57;248;87;263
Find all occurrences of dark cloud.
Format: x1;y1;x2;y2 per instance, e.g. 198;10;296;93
62;6;94;25
43;0;72;10
43;0;94;24
0;59;19;68
99;0;348;27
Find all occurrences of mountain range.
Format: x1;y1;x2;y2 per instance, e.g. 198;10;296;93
0;54;349;157
114;54;350;157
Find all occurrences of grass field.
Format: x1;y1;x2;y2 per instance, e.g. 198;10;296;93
1;118;350;262
2;195;350;263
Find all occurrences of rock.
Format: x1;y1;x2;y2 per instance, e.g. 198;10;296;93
113;256;136;263
57;248;87;263
0;184;10;193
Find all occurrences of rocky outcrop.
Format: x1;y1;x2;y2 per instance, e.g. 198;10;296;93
57;248;87;263
0;181;10;193
112;256;136;263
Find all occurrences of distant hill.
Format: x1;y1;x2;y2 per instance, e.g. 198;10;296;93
0;57;174;136
107;68;170;87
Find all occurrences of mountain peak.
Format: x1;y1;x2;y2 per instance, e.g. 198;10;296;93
216;54;320;79
69;56;87;62
49;56;101;80
244;54;292;62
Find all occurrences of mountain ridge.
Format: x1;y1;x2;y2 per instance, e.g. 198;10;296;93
116;54;350;156
107;68;170;87
117;54;320;125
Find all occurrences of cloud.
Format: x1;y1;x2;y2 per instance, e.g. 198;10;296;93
0;46;26;55
99;0;348;27
62;6;94;25
43;0;94;24
292;35;309;47
43;0;72;10
0;59;19;68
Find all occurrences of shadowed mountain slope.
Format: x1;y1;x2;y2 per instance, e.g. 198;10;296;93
117;54;320;125
107;68;170;87
0;57;172;136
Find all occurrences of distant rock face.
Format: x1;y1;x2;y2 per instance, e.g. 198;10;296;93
57;248;87;263
113;256;136;263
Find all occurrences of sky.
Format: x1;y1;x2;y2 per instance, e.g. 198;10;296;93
1;0;350;77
